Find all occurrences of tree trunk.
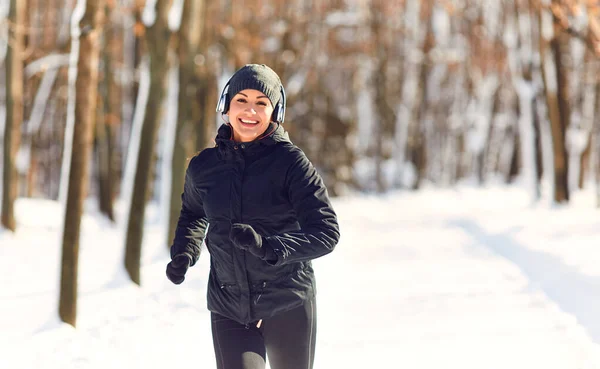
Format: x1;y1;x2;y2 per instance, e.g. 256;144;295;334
59;0;104;327
96;3;120;222
549;31;570;202
371;6;394;193
199;72;216;149
124;0;171;285
2;0;26;231
595;79;600;207
578;53;597;190
168;0;206;248
95;93;116;221
120;0;138;171
579;137;591;189
411;14;433;189
538;2;569;203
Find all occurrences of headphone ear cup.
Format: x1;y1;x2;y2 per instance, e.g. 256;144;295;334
272;104;281;123
276;86;286;123
216;94;226;113
222;99;230;114
216;83;230;113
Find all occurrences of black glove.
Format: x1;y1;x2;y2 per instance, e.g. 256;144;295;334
166;253;193;284
229;223;266;259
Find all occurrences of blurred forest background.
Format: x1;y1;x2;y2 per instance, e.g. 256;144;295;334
1;0;599;324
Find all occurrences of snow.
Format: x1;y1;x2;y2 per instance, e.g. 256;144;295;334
355;87;374;154
515;78;538;201
24;53;70;78
157;62;179;224
393;100;412;187
405;0;422;41
325;10;362;27
1;184;600;369
262;37;280;53
534;84;556;201
0;0;9;63
0;2;8;19
465;75;499;155
167;0;184;31
482;0;501;38
354;57;375;157
517;11;533;65
432;5;450;45
570;37;586;69
142;0;158;27
26;67;59;136
69;0;86;38
566;121;589;192
120;4;137;163
285;70;307;97
540;1;554;42
120;57;150;227
571;4;589;33
57;0;75;44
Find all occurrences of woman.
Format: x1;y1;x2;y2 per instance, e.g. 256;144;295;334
166;64;340;369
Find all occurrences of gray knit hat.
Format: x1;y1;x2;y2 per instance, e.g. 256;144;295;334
226;64;282;109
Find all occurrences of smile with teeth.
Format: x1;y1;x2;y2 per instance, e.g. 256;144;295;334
239;118;259;125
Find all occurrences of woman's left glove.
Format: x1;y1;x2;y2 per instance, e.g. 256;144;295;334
229;223;268;259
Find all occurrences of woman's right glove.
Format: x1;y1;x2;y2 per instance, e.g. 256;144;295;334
166;253;193;284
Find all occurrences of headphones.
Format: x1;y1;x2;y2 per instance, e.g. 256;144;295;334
215;80;287;124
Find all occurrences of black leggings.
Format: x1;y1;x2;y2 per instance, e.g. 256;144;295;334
211;299;316;369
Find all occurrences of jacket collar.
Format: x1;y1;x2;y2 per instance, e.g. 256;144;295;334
215;123;290;154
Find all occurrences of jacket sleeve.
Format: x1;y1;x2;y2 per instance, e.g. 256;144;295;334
263;149;340;266
169;156;209;266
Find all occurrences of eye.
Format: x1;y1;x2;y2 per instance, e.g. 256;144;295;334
236;98;247;103
257;101;267;106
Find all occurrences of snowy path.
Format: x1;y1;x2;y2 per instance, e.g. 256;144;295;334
1;190;600;369
314;194;600;369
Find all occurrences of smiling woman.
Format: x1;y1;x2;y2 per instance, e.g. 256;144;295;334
216;64;285;141
227;89;274;142
166;63;340;369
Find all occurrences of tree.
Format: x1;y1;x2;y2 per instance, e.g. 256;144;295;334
2;0;26;231
95;1;122;222
124;0;171;285
409;0;434;189
371;2;398;193
167;0;207;249
538;0;570;203
59;0;105;327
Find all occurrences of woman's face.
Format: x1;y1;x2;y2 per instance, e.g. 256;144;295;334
226;89;274;142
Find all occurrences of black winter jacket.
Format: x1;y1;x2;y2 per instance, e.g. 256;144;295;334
170;123;340;324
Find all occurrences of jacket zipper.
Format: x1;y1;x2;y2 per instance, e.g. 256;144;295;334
236;145;252;323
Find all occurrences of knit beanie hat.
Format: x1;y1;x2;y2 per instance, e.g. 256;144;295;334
227;64;282;108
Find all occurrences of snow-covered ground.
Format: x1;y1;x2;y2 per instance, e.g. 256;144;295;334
1;184;599;369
